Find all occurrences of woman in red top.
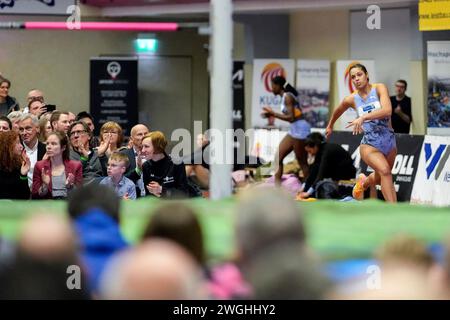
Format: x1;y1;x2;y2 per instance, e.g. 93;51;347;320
32;131;82;199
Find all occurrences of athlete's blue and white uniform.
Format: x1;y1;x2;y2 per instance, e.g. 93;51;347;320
353;84;396;156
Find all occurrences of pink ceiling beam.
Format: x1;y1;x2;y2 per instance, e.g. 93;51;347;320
20;22;178;31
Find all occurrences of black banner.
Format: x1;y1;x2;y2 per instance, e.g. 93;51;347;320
328;131;424;202
90;57;138;136
232;61;245;131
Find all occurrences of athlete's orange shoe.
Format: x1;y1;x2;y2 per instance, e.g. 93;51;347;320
352;173;367;200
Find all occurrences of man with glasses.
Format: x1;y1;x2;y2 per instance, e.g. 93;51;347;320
68;121;108;185
390;80;412;134
18;114;47;188
76;111;100;148
69;121;108;185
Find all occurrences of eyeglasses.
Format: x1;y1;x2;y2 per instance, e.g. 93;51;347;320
103;131;119;135
70;130;87;137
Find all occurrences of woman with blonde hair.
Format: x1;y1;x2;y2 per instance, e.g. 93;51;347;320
38;117;52;143
97;121;124;158
138;131;189;198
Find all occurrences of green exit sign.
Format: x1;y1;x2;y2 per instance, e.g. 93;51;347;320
135;39;158;53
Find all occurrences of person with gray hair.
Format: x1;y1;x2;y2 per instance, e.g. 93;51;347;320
19;113;47;188
235;187;306;261
100;239;205;300
7;110;23;132
235;187;330;299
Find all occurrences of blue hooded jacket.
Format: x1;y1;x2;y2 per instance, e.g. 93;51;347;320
74;208;128;292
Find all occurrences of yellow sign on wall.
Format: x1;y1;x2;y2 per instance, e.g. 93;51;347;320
419;0;450;31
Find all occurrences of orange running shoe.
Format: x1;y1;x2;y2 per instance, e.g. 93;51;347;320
352;173;367;200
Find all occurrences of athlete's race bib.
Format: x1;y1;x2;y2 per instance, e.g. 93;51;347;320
357;101;382;117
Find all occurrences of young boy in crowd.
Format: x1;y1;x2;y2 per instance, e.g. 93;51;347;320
100;152;136;200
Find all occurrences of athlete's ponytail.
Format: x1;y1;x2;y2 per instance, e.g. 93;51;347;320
272;76;298;97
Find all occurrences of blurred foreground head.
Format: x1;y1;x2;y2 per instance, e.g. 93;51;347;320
345;234;436;300
235;188;330;299
68;184;121;222
100;239;205;300
235;187;306;261
142;202;205;266
0;213;89;299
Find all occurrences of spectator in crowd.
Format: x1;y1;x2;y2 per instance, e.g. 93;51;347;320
7;111;23;132
142;202;251;299
297;132;356;199
18;114;47;188
0;77;19;116
0;213;90;299
38;117;52;143
68;112;76;126
50;111;70;135
138;131;190;198
142;203;205;266
32;132;82;199
100;239;205;300
0;116;12;132
68;185;128;294
0;234;14;275
121;124;149;197
100;152;136;200
28;98;47;118
0;131;31;199
98;121;124;158
350;234;435;299
427;236;450;299
69;121;107;185
235;187;330;299
390;80;412;134
185;133;210;189
24;89;45;113
76;111;100;148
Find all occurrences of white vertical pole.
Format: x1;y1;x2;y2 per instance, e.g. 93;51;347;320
209;0;233;199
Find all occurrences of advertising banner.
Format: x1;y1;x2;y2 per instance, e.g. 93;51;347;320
329;131;424;202
427;41;450;136
411;135;450;207
251;59;295;129
296;60;330;128
90;57;138;136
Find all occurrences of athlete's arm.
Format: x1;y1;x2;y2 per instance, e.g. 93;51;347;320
326;95;354;138
269;94;296;123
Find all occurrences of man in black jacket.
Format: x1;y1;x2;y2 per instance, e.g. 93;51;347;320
390;80;412;134
18;114;46;188
121;124;149;197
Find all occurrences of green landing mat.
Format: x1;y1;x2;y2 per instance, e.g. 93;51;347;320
0;198;449;261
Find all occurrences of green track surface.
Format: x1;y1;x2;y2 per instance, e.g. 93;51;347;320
0;198;449;262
